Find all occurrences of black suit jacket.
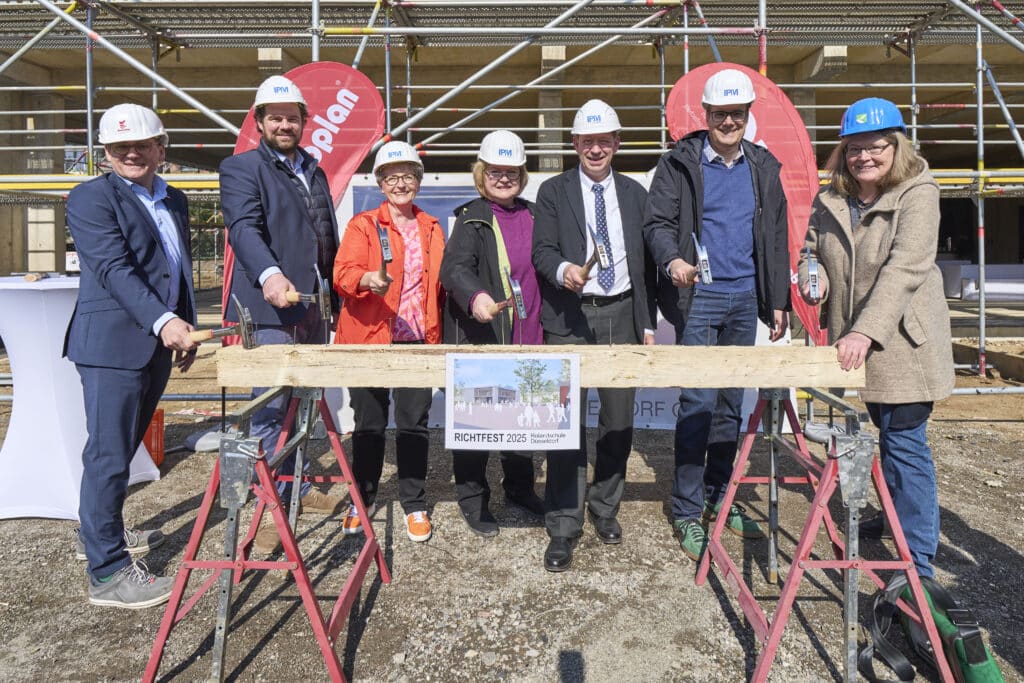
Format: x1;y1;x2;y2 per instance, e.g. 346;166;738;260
531;167;656;339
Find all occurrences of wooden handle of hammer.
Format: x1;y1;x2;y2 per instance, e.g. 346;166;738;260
23;272;48;282
189;329;215;343
580;254;599;281
285;291;301;303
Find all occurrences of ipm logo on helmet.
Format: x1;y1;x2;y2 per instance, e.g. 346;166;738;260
587;115;602;124
498;148;513;158
274;86;291;94
387;150;403;159
724;88;739;97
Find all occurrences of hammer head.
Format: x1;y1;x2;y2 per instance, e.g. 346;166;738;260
314;265;332;325
231;293;256;349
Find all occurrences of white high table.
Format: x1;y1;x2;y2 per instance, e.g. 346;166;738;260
0;275;158;520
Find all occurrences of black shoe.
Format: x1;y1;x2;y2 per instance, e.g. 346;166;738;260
588;510;622;544
859;513;891;539
544;536;575;572
460;506;499;538
506;489;545;517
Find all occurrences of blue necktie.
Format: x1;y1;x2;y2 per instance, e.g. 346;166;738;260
592;183;614;292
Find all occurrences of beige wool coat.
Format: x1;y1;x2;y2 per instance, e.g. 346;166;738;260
799;164;954;404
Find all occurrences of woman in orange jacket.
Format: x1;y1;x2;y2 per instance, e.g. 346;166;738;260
333;141;445;543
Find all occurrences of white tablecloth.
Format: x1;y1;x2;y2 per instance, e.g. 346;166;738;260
0;276;158;520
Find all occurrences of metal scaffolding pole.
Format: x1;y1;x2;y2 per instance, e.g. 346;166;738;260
948;0;1024;53
910;35;919;147
682;1;689;73
976;15;988;376
412;8;669;151
351;0;382;70
983;61;1024;160
311;0;321;60
0;1;77;78
990;0;1024;33
379;0;597;146
757;0;767;74
85;3;95;175
34;0;240;136
690;0;722;63
384;4;392;132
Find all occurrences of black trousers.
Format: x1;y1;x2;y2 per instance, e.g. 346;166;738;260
542;294;638;538
452;450;536;514
349;387;433;514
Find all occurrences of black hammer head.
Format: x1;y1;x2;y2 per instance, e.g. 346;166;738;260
315;265;332;325
231;293;256;349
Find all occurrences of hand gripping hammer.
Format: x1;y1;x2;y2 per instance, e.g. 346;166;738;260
188;293;256;349
284;265;333;344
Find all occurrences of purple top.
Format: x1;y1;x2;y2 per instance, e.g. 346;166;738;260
491;201;543;345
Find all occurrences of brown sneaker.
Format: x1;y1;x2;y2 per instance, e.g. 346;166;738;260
253;515;281;555
405;511;432;542
299;490;342;515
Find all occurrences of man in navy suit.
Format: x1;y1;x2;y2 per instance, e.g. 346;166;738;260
220;75;342;554
532;100;657;572
65;103;197;608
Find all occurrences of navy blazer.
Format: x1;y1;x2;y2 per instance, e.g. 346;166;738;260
220;141;338;327
64;172;194;370
531;167;656;339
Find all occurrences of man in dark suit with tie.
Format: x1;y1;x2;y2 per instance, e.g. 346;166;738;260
532;99;657;572
65;103;197;608
220;75;342;554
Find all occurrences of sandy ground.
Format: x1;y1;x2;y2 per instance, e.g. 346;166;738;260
0;345;1022;682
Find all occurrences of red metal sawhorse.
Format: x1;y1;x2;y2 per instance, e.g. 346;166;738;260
695;388;955;682
143;386;391;682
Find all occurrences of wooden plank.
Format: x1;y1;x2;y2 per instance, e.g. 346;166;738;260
216;344;864;389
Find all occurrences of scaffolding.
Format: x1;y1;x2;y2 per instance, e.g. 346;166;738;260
1;0;1023;362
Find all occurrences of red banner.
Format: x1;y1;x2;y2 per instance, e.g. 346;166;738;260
665;63;825;345
220;61;385;341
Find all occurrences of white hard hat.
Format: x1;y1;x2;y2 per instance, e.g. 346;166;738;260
478;130;526;166
571;99;621;135
373;141;422;173
253;75;306;108
701;68;756;106
98;103;168;146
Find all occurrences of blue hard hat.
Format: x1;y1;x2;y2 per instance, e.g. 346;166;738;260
839;98;906;137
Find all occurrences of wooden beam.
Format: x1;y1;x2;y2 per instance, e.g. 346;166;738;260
216;344;864;390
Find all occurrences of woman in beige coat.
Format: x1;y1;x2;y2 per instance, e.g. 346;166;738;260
798;97;954;580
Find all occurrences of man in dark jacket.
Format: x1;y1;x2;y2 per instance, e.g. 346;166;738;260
65;103;196;608
644;68;791;562
532;100;657;572
221;75;342;553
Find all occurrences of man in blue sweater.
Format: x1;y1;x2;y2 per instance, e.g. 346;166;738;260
643;68;791;561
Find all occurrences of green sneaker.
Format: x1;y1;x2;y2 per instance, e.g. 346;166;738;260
673;518;708;561
704;501;765;539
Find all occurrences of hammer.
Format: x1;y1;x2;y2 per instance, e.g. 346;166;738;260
188;293;256;348
375;220;394;284
284;265;332;344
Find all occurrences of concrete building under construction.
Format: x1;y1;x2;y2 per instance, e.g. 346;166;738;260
1;0;1022;298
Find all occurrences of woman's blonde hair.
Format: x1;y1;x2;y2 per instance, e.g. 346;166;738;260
471;160;529;198
825;130;925;198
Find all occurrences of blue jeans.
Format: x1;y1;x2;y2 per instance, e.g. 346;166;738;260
867;402;938;578
672;288;757;520
250;304;327;500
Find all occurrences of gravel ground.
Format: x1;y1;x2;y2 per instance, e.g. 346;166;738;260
0;348;1022;682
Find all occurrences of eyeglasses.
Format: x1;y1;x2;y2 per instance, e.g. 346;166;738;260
707;109;748;125
108;140;159;156
846;142;893;158
485;169;521;182
382;173;419;187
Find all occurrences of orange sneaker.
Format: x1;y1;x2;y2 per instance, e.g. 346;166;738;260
342;502;376;536
405;511;432;542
